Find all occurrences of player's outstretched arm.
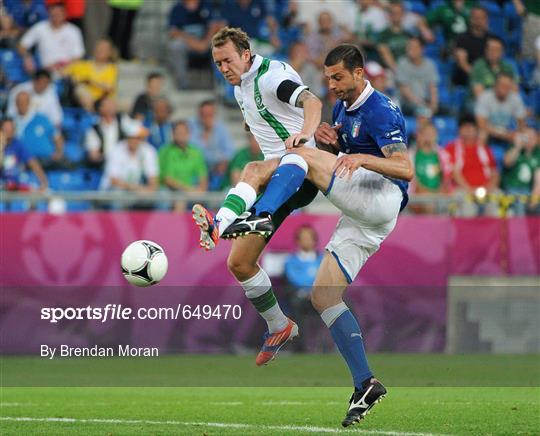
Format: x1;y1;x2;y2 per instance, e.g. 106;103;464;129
333;142;414;182
284;89;322;148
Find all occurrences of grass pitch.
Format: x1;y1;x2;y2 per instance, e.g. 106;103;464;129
1;354;539;435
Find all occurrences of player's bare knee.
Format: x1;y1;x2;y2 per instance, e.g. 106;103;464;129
240;161;265;191
310;291;329;313
227;254;255;281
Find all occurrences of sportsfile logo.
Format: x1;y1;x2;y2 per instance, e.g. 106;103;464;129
41;304;242;323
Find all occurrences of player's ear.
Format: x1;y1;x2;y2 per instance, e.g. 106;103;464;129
241;49;251;62
354;67;364;81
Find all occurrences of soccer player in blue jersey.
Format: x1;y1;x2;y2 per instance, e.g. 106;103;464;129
227;44;413;427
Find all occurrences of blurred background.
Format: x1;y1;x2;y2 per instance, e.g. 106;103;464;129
0;0;539;358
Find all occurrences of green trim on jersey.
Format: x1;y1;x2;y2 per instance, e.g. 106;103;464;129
254;58;290;142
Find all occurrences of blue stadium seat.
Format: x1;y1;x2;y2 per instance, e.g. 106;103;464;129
64;141;85;163
46;169;99;211
519;59;536;88
62;108;95;144
404;0;426;15
433;116;458;146
0;49;30;84
404;116;416;138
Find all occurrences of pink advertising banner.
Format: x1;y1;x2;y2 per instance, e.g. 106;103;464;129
1;213;539;355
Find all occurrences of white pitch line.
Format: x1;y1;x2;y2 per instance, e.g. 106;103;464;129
0;416;449;436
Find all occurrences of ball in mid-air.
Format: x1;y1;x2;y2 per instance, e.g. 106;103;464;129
121;240;168;287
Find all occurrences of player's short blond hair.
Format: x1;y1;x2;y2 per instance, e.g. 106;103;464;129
211;27;251;55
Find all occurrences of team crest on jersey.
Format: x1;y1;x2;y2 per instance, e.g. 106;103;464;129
351;121;361;138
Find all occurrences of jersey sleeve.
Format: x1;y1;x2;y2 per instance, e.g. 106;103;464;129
261;64;307;106
366;106;407;149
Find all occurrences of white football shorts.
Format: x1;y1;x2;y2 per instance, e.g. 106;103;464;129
324;166;403;283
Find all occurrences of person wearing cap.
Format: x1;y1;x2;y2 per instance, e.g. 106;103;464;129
100;119;159;209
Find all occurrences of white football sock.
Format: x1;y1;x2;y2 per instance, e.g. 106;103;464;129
241;268;289;333
215;182;257;236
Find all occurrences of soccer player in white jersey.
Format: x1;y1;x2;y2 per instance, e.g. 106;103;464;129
227;44;414;427
192;27;323;366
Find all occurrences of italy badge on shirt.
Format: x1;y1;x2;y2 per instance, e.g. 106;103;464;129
351;121;361;138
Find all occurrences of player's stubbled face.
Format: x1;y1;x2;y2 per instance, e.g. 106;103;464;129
324;62;361;104
212;41;251;86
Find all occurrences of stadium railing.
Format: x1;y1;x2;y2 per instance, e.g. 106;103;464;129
1;191;538;216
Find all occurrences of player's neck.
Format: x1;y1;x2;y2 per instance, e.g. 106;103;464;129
346;80;367;107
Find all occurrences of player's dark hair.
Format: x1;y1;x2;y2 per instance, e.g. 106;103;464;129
33;69;51;81
458;114;476;128
324;44;365;72
212;27;251;55
146;71;163;82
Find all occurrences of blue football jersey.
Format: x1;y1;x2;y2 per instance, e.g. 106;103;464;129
332;84;409;210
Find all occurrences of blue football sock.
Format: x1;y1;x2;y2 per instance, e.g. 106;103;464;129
329;309;373;389
254;163;306;216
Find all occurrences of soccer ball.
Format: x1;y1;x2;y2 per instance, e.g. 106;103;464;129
121;240;168;287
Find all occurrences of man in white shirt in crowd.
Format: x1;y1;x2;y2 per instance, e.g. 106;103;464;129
18;1;85;74
101;120;159;209
7;69;63;127
85;96;130;167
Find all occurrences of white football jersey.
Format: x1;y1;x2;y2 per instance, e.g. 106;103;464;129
234;54;316;160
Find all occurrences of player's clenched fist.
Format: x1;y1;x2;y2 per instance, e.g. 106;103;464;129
315;123;342;146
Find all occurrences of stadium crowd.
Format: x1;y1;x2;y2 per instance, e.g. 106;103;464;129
1;0;539;215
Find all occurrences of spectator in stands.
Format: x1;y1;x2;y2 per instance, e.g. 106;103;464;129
471;37;518;98
453;6;491;86
297;0;355;36
13;90;64;168
0;13;21;50
353;0;388;60
445;115;499;216
376;2;413;72
168;0;220;90
159;120;208;210
364;61;397;104
4;0;48;30
107;0;143;60
147;97;173;150
64;38;118;112
228;132;264;187
396;37;439;117
502;127;540;215
46;0;85;34
18;2;84;74
475;73;527;165
1;117;48;191
413;122;447;196
284;225;323;352
410;122;451;214
426;0;470;45
7;69;63;127
101;120;158;204
220;0;280;56
85;96;129;167
131;71;164;124
189;99;234;191
287;41;323;98
275;0;303;58
306;10;349;69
